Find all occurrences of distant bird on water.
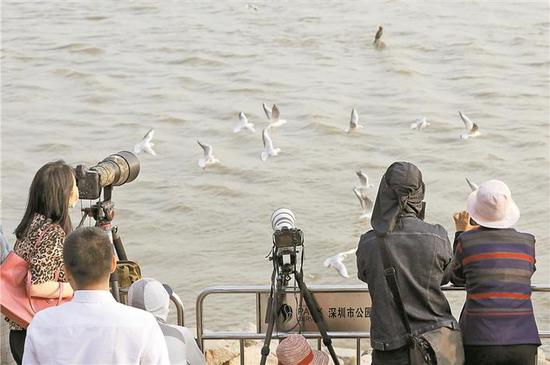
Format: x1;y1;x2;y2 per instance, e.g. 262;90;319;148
134;129;156;156
233;112;255;133
197;140;220;169
346;108;364;133
410;116;430;131
458;111;481;139
262;103;287;129
373;26;386;49
260;128;280;161
324;248;357;278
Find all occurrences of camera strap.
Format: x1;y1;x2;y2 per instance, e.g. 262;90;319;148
376;234;413;336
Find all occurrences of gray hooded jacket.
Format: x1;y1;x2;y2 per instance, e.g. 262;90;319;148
356;162;458;351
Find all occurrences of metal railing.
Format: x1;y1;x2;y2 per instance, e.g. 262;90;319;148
196;284;550;365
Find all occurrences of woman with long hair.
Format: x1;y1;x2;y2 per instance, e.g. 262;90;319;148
6;160;77;364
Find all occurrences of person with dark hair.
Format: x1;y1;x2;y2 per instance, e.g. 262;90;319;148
451;180;540;365
5;161;77;364
356;161;463;365
22;227;169;365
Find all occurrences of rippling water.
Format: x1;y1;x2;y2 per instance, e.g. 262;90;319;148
2;0;549;340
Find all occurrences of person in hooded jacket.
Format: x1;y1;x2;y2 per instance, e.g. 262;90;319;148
356;161;463;365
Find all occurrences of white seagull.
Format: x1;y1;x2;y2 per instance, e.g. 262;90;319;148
262;103;287;129
356;170;374;189
346;108;364;133
354;170;374;220
133;129;156;156
197;140;220;169
260;128;280;161
324;249;357;278
233;112;255;133
466;178;479;192
410;116;430;130
459;111;481;139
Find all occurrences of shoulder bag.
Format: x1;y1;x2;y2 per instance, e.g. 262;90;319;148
0;224;72;328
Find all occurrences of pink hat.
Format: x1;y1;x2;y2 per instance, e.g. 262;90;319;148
276;334;329;365
466;180;520;229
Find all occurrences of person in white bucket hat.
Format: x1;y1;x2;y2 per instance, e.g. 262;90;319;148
451;180;540;365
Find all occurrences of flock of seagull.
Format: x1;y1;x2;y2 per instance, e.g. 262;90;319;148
131;25;484;279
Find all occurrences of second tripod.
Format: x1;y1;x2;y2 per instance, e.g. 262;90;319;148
259;245;340;365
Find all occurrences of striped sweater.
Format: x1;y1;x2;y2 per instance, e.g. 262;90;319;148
451;227;541;346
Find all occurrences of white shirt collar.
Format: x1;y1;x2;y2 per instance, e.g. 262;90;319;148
73;290;117;303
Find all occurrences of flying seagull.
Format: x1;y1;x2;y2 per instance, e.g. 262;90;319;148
262;103;287;129
134;129;156;156
356;170;374;189
197;140;220;169
373;26;386;49
459;111;481;139
324;249;357;278
346;108;364;133
466;178;479;192
233;112;255;133
410;116;430;130
260;128;280;161
354;170;374;219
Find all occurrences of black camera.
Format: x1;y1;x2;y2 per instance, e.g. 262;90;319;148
75;151;140;200
273;227;303;248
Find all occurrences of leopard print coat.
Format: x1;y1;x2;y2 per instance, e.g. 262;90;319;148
6;213;68;330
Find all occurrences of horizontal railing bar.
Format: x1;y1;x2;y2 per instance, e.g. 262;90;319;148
200;331;550;340
201;332;371;340
197;284;550;295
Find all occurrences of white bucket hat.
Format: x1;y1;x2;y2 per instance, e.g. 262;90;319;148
466;179;520;229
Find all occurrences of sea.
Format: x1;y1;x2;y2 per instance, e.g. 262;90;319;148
2;0;549;352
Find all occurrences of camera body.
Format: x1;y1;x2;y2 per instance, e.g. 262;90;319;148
273;227;303;248
75;166;102;200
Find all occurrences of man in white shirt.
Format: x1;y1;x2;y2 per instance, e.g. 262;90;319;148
22;227;170;365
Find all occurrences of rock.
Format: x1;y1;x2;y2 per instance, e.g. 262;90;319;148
226;344;278;365
539;348;550;365
243;338;258;348
205;347;239;365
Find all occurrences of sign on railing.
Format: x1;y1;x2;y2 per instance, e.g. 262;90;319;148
258;291;371;332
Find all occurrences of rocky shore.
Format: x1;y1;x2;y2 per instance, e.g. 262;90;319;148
204;338;550;365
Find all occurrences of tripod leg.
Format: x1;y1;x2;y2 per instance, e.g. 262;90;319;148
295;272;340;365
260;276;283;365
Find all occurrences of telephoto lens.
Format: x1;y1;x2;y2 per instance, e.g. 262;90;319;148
271;208;295;231
92;151;140;188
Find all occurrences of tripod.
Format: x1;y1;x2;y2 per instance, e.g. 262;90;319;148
77;186;128;302
259;248;340;365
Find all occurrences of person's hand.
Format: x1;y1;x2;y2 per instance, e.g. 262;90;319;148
453;211;478;232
